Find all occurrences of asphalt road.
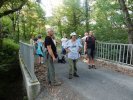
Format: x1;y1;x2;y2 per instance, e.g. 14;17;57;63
36;61;133;100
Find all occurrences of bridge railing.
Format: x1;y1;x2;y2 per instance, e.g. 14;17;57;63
19;41;37;82
96;41;133;67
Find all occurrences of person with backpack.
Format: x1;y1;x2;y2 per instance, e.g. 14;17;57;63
65;32;82;79
36;35;44;64
84;31;96;69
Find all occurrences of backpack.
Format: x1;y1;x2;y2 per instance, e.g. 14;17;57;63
36;41;44;54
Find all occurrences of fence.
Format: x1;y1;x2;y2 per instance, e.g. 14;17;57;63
19;41;37;82
96;41;133;67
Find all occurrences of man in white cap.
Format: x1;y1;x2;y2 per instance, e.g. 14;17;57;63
65;32;82;79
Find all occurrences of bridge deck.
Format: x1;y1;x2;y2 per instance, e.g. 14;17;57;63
35;61;133;100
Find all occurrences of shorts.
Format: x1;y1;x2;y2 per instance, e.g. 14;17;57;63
38;54;43;57
62;47;66;55
87;48;95;59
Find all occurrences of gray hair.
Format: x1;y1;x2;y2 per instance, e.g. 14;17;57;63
46;28;53;33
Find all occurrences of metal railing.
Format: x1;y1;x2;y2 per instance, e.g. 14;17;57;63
19;41;37;82
96;41;133;67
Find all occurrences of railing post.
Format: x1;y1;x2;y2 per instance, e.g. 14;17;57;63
99;42;102;58
126;45;129;64
108;44;109;60
101;43;102;58
119;44;122;63
97;42;99;58
113;44;115;61
130;45;133;65
122;45;125;63
116;44;119;62
111;44;112;60
102;43;104;58
112;44;114;61
102;43;104;59
106;43;108;60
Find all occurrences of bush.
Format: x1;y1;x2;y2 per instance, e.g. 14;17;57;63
0;39;24;100
0;38;19;70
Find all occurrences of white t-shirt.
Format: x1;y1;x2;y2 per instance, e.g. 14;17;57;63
82;36;88;43
61;38;68;47
52;39;56;46
65;40;82;59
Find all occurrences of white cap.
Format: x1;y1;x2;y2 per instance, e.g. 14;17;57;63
70;32;77;36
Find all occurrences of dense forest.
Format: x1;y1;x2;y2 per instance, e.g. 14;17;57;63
48;0;132;43
0;0;132;99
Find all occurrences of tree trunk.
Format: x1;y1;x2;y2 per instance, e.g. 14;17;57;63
73;11;77;31
85;0;89;32
17;11;20;43
58;20;62;37
11;16;16;32
23;20;26;40
0;22;3;49
118;0;133;44
24;23;26;40
17;11;20;42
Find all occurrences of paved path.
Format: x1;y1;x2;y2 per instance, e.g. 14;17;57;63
36;61;133;100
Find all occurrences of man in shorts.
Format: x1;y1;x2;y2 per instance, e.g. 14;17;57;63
84;31;96;69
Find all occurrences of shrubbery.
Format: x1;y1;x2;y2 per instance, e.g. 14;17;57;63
0;38;19;72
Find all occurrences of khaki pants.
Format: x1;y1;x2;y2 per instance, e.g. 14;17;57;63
46;55;55;83
68;58;78;75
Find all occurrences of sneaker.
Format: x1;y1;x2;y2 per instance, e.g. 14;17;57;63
92;65;96;69
69;75;73;79
48;81;51;84
73;73;79;77
51;81;62;86
47;81;51;86
41;62;44;64
88;65;92;69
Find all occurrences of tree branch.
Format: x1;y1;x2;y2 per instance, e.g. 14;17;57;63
0;0;9;8
0;1;26;18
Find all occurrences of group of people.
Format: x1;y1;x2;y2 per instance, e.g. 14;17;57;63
30;28;96;86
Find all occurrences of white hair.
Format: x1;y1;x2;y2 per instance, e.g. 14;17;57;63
46;28;53;33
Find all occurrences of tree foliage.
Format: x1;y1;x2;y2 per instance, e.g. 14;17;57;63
118;0;133;44
48;0;132;43
0;0;27;18
49;0;86;37
0;0;46;43
91;0;128;43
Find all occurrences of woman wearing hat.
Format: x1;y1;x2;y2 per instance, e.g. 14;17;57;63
65;32;82;79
